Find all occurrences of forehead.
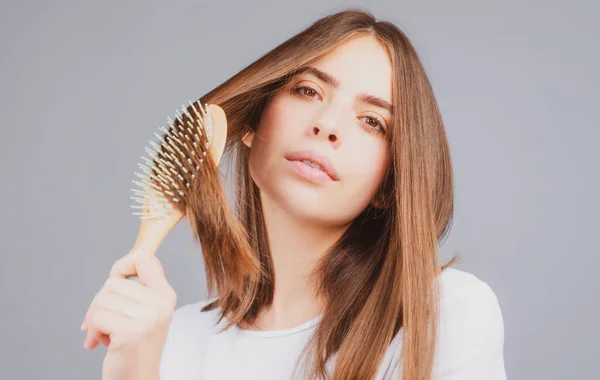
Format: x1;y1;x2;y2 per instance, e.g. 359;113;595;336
306;35;393;105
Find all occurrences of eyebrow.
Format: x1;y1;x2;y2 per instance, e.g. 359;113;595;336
291;66;394;113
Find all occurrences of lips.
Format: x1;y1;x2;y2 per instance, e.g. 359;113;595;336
284;150;340;181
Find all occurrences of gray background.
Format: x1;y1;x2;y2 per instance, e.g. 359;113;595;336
1;0;598;379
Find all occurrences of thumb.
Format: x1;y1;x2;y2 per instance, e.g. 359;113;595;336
109;249;168;290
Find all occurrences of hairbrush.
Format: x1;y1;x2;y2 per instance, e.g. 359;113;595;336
125;100;228;282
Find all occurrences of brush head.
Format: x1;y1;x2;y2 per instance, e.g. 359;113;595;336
130;100;227;220
124;100;260;288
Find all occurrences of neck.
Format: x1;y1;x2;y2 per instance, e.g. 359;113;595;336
253;192;349;331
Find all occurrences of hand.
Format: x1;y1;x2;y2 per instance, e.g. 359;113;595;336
81;249;177;380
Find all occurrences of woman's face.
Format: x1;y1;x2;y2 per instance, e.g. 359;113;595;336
245;35;392;227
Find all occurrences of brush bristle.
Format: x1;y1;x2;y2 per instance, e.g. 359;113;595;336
130;100;215;219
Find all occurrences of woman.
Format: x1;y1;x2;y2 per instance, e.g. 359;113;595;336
81;9;506;380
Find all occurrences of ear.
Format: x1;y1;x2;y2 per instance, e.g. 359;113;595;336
242;131;254;148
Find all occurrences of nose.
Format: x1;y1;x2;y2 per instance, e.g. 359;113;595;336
309;115;341;148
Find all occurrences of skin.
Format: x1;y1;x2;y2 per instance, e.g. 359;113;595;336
81;34;393;379
243;34;392;330
81;249;176;380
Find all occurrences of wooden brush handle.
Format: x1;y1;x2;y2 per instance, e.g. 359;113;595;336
126;104;228;283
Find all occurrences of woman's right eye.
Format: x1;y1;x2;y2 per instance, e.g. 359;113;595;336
293;85;320;99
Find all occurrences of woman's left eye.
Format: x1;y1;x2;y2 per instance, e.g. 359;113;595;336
362;116;386;133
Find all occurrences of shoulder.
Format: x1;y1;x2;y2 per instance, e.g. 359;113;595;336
167;296;221;336
434;268;506;377
437;268;503;330
380;268;506;379
438;267;501;311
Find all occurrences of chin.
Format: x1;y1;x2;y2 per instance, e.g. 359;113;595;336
274;182;327;215
252;165;368;226
270;183;358;227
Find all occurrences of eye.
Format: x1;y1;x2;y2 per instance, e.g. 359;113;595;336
361;115;386;134
292;85;321;100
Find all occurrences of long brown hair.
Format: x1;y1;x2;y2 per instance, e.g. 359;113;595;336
189;8;457;380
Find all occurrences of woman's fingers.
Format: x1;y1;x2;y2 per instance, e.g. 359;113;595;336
109;250;167;288
98;334;111;346
109;251;176;311
84;293;148;350
82;322;110;349
84;327;106;350
86;309;141;350
82;250;176;352
104;277;156;306
83;280;154;349
95;290;150;320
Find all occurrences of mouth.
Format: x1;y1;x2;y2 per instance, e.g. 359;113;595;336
284;150;340;182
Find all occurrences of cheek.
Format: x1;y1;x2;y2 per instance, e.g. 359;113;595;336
343;142;389;199
246;98;296;185
254;97;296;147
250;96;310;163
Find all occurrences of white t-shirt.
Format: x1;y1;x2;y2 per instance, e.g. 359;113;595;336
159;268;506;379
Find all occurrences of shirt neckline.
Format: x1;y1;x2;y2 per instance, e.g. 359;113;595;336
227;313;323;338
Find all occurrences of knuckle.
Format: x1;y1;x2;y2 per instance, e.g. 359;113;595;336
103;278;114;289
95;289;116;307
109;252;136;277
106;277;121;290
94;292;107;308
109;258;125;274
89;310;104;326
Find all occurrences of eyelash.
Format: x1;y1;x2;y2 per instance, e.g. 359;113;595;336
291;85;387;134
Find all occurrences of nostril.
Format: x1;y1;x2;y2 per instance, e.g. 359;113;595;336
313;127;320;134
329;135;337;142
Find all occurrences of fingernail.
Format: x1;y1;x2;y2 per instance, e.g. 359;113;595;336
81;321;87;332
83;335;90;349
